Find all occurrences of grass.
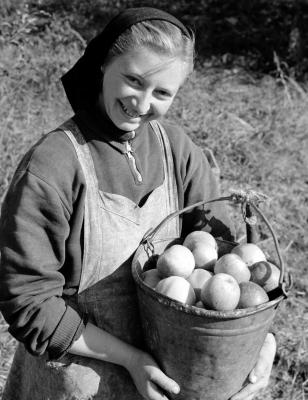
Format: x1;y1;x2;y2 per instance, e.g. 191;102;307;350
0;7;307;400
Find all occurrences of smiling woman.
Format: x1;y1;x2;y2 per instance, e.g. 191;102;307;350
0;6;276;400
98;48;189;131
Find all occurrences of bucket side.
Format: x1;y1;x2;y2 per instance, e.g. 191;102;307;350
137;287;277;400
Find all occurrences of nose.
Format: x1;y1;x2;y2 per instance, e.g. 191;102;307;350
133;91;152;115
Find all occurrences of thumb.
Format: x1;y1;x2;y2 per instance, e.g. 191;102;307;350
150;368;180;395
249;333;276;383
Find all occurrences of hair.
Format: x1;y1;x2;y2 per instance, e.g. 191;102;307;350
103;20;195;75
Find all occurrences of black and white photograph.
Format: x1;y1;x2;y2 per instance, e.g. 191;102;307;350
0;1;307;399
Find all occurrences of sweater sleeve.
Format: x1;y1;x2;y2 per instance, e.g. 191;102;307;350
183;144;235;241
165;123;235;241
0;156;86;360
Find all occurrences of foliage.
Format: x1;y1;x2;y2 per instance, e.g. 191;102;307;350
0;8;85;200
2;0;307;77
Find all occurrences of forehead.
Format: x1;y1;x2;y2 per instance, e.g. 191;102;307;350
108;47;188;87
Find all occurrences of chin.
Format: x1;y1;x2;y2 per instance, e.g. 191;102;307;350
116;121;143;131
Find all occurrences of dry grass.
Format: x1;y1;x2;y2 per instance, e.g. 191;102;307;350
0;8;307;400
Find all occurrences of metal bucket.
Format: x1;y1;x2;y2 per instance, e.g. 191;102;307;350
131;192;291;400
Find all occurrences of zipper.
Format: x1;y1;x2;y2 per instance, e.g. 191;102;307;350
125;140;143;183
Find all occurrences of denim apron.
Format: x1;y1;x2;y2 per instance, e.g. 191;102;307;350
2;119;180;400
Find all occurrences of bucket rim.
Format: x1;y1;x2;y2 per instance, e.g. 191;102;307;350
131;242;285;320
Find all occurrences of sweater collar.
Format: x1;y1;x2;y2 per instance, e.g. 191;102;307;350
75;107;145;145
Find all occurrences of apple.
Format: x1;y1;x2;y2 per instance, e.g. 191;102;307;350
142;269;161;288
237;281;269;308
214;253;251;283
200;273;240;311
183;230;217;251
156;276;196;305
156;244;195;279
187;269;213;300
191;243;218;271
250;261;280;292
263;262;281;292
231;243;266;266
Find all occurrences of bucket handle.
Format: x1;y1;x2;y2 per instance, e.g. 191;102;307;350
141;189;292;297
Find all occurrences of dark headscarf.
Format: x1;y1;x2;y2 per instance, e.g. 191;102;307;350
61;7;191;113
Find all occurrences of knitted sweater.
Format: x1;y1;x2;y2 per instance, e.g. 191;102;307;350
0;109;234;359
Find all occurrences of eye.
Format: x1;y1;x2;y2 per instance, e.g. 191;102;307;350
155;89;172;99
125;75;142;86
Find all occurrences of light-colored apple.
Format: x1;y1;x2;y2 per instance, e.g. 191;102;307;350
156;244;195;279
187;269;213;300
200;273;240;311
214;253;251;283
183;230;217;251
156;276;196;305
231;243;266;266
191;243;218;271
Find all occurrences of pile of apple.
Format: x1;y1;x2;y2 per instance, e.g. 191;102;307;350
141;231;281;311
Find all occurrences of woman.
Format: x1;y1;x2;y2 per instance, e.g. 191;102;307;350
0;7;276;400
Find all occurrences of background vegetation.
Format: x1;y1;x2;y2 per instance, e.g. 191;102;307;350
0;1;307;399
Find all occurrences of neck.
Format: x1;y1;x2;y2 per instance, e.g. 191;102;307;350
81;106;142;142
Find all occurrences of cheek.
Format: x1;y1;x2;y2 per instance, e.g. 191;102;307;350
155;100;173;116
103;75;125;100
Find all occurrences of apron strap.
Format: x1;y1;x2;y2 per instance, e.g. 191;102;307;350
59;119;103;293
150;120;180;237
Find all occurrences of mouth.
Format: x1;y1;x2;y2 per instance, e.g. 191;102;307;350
119;101;142;119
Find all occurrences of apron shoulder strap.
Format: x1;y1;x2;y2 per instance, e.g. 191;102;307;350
59;118;87;146
149;120;179;226
59;118;104;293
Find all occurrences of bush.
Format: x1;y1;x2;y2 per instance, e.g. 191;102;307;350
2;0;307;77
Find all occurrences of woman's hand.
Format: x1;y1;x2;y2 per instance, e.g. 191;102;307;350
230;333;276;400
126;349;180;400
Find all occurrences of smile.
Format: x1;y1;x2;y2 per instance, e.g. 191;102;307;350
119;101;140;118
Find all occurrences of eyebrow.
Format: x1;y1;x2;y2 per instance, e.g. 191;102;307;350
140;58;179;78
122;56;180;79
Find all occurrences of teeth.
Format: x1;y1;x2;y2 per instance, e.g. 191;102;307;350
121;102;139;118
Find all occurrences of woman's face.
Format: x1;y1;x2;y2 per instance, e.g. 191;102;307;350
98;47;188;131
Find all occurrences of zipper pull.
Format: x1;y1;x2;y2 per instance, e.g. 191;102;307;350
125;141;143;183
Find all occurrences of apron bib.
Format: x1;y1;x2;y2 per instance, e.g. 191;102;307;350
3;120;180;400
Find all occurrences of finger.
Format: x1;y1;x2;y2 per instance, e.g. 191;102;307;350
230;377;267;400
232;395;255;400
249;333;276;383
150;369;180;396
146;380;169;400
238;395;254;400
